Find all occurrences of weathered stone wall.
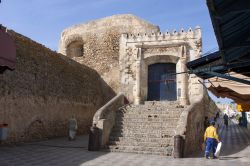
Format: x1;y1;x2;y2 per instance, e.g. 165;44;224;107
0;28;115;143
58;14;160;93
175;90;218;156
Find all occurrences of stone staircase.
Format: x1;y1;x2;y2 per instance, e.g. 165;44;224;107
106;101;185;156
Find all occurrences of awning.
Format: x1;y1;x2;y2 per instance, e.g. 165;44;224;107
237;104;250;112
207;73;250;104
0;27;16;72
207;0;250;64
187;0;250;80
186;0;250;103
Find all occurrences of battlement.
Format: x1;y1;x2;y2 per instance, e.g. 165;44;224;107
121;26;201;42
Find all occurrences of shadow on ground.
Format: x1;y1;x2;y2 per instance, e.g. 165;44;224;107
0;135;110;166
188;118;250;159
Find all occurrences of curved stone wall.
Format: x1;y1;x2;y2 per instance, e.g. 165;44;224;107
58;14;160;92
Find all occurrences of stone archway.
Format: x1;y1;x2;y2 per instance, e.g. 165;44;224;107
119;29;202;105
26;119;48;141
139;55;180;103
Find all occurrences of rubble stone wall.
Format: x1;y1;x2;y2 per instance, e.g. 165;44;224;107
0;28;115;143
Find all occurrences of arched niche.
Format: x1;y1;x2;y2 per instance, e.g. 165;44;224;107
66;40;84;58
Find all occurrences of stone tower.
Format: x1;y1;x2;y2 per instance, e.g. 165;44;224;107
58;14;203;105
58;14;159;93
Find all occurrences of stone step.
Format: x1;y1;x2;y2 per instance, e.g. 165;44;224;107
122;102;180;109
104;148;166;156
110;131;175;138
126;106;183;109
112;123;176;131
115;118;180;123
114;121;178;128
121;107;183;111
111;130;175;136
118;103;184;108
110;133;174;139
145;102;181;105
109;140;173;147
116;113;182;118
112;127;175;134
113;126;177;132
117;108;184;113
144;101;180;106
112;126;176;131
109;136;173;142
107;145;173;156
117;109;183;113
116;113;182;117
111;128;175;134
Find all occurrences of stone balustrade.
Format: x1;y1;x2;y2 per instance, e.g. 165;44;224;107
93;93;127;147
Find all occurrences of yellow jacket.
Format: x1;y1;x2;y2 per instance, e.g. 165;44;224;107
204;126;219;141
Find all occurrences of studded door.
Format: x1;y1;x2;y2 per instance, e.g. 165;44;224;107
148;63;177;101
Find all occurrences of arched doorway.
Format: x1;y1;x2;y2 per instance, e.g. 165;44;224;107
148;63;177;101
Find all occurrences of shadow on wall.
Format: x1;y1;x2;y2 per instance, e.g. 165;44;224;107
0;27;116;143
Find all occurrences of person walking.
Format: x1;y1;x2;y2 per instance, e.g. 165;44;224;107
223;114;229;129
204;120;220;159
68;116;78;141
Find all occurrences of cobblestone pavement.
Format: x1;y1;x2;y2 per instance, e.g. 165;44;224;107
0;118;249;166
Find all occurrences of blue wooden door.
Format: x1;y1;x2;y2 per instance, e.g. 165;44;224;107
148;63;177;101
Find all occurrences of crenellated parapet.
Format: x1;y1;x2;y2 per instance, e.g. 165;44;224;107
121;26;201;43
119;25;203;104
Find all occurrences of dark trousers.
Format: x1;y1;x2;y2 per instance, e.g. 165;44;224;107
205;138;217;157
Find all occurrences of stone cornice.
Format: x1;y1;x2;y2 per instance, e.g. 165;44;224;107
135;43;187;49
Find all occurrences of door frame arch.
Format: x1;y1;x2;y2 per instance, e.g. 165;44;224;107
140;55;180;102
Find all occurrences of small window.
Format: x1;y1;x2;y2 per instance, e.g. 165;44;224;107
66;41;84;58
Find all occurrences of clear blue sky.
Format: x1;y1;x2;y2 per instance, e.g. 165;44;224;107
0;0;232;103
0;0;218;52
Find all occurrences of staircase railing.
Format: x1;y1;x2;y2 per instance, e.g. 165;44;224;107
92;93;127;148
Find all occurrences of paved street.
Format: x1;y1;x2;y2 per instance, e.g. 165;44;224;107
0;118;249;166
